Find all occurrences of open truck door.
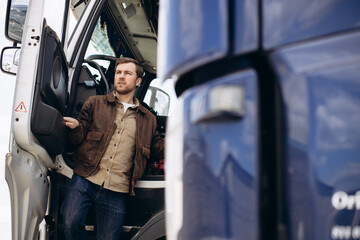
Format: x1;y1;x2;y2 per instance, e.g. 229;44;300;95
5;0;70;238
2;0;99;238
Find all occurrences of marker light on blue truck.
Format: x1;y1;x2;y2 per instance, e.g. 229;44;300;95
190;84;245;124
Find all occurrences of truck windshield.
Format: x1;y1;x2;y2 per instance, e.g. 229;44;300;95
86;19;115;58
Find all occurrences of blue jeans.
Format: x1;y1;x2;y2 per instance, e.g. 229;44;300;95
61;174;126;240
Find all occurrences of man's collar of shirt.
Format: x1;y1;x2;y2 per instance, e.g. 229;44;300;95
113;91;140;108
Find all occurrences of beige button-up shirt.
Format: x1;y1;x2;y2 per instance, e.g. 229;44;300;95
87;92;139;193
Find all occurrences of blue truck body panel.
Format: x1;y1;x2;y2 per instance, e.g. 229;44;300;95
160;0;360;239
274;31;360;239
158;0;228;79
263;0;360;49
180;70;258;239
233;0;258;54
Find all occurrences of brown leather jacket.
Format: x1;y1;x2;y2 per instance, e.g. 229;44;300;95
68;92;164;195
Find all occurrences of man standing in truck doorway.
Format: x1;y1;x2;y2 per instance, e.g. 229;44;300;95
61;57;164;240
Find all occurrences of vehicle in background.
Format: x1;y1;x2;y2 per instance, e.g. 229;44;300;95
158;0;360;239
1;0;170;239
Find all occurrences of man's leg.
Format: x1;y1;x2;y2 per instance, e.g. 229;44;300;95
94;189;126;240
61;174;95;240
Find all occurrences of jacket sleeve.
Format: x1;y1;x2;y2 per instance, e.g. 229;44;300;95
67;97;94;146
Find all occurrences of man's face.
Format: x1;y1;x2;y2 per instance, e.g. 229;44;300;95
114;62;142;95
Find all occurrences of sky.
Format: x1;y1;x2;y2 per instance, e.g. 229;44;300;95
0;0;16;239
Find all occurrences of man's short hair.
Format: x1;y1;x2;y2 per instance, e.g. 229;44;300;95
115;57;144;79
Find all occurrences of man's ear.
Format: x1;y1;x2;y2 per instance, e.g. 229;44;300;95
136;78;142;87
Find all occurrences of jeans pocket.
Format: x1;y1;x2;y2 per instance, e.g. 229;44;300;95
68;173;90;193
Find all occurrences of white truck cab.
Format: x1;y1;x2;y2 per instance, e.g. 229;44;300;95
1;0;169;239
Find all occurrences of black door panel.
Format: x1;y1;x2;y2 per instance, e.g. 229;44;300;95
31;21;68;156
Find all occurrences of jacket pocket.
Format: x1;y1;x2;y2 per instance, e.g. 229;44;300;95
141;146;150;159
86;130;103;141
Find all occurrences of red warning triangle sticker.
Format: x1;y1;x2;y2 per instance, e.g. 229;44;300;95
15;102;27;112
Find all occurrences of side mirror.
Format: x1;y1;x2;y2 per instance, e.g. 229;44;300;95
5;0;29;43
145;86;171;116
1;47;21;75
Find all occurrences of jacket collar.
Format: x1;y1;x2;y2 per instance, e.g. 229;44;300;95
106;91;146;114
106;91;116;103
137;103;147;114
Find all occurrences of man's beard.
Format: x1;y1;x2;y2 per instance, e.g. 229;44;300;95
115;86;134;95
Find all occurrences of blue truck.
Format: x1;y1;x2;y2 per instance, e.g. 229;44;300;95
159;0;360;239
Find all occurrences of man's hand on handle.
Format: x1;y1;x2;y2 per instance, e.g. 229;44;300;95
64;117;79;129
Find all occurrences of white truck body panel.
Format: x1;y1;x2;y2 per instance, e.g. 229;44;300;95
6;0;90;238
